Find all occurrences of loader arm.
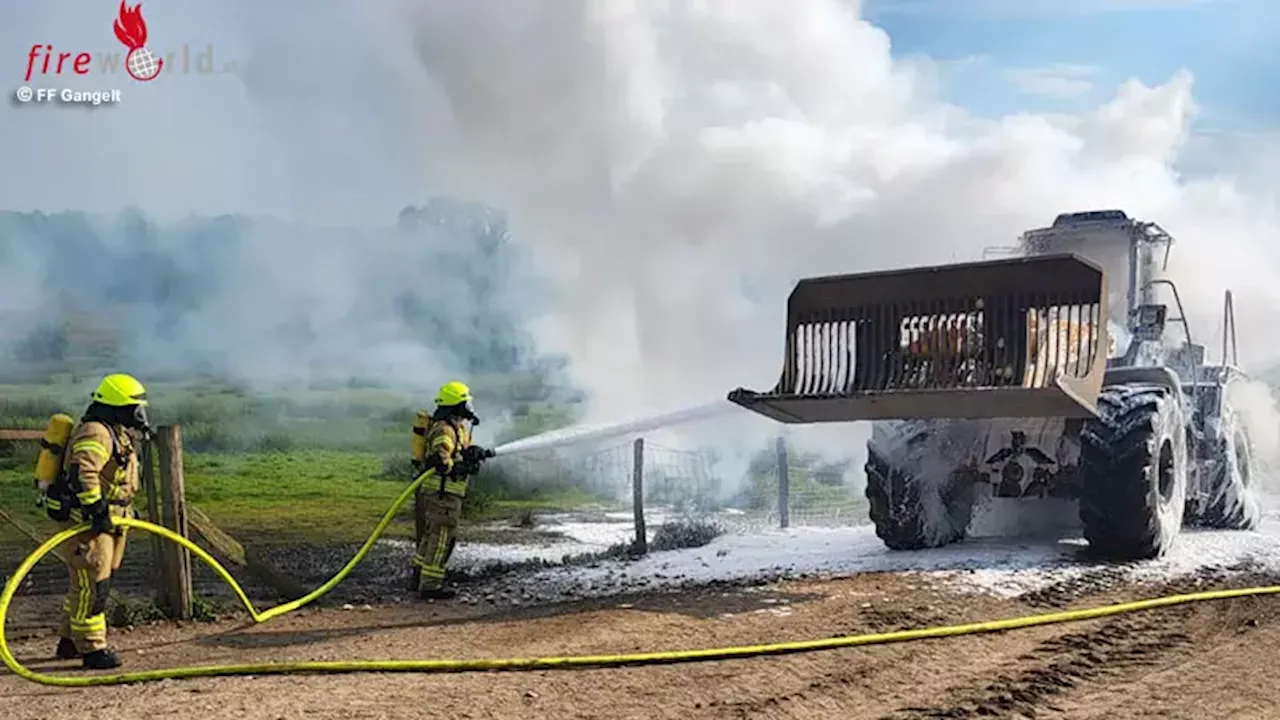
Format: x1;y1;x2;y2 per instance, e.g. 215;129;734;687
728;253;1109;423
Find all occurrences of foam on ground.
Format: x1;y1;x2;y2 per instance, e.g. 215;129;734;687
457;494;1280;603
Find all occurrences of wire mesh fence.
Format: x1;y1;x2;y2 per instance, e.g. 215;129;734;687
0;427;871;632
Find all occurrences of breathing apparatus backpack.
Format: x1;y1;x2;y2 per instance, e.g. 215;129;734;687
411;410;430;471
32;413;76;521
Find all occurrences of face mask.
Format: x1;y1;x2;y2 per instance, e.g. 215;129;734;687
130;405;154;438
463;400;480;426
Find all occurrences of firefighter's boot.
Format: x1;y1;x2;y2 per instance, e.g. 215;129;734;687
55;636;80;660
82;648;122;670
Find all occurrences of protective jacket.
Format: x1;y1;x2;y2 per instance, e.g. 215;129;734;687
423;417;473;496
54;420;140;658
61;420;140;511
411;416;475;595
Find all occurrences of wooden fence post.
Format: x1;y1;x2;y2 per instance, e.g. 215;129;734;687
632;437;647;554
155;425;193;620
140;438;165;601
776;435;790;529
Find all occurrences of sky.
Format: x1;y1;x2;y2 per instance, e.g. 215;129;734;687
865;0;1279;177
1;0;1279;465
2;1;1275;216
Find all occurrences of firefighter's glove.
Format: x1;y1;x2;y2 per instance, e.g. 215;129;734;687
82;499;114;535
40;486;72;523
457;445;495;476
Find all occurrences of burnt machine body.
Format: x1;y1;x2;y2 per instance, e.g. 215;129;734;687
729;210;1257;559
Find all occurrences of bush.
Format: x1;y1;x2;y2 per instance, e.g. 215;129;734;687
381;453;417;481
649;518;723;551
108;596;224;626
108;597;166;627
512;507;536;528
461;487;495;519
254;432;296;453
0;397;68;424
0;441;37;469
181;422;239;453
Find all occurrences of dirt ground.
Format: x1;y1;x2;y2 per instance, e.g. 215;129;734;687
4;570;1280;720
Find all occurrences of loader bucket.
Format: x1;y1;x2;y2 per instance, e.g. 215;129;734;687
728;253;1109;423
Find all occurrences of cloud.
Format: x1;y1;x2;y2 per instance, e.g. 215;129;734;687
865;0;1218;18
386;0;1280;456
2;0;1278;470
1006;63;1102;99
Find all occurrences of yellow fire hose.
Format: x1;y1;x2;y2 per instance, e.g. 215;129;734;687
4;468;1280;687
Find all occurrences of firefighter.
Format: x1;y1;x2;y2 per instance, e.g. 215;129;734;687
409;380;493;600
43;373;152;669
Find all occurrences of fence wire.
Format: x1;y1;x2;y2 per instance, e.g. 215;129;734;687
1;432;871;629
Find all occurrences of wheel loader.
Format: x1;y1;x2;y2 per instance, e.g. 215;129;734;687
728;209;1258;560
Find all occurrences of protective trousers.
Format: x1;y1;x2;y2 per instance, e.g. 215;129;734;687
412;492;462;591
57;504;130;653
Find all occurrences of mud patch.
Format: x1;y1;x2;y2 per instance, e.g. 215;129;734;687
883;566;1280;719
1018;565;1133;608
885;612;1192;719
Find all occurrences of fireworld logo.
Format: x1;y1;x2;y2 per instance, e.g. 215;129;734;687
113;1;163;81
24;1;165;83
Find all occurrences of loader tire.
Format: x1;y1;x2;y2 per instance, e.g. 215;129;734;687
1194;419;1260;531
865;432;976;551
1079;384;1187;560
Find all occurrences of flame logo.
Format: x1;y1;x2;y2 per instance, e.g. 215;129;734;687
113;1;163;81
113;1;148;49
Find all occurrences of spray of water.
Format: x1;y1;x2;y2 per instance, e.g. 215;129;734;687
492;401;735;457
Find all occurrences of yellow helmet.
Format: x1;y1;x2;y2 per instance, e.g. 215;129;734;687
434;380;472;408
91;373;149;407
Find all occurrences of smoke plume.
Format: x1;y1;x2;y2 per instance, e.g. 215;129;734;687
2;0;1278;485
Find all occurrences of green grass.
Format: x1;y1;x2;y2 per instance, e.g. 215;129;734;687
0;371;618;549
0;380;418;454
0;447;602;547
0;461;51;541
182;450;403;545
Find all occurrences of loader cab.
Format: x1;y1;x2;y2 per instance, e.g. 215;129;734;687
1051;209;1130;226
1019;209;1174;359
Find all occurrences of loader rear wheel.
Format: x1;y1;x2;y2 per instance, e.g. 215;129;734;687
865;431;976;551
1079;384;1187;560
1194;422;1260;530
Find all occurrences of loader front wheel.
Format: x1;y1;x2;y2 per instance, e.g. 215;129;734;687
865;430;976;551
1193;419;1260;531
1079;384;1187;560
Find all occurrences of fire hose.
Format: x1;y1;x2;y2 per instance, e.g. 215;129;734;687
4;467;1280;687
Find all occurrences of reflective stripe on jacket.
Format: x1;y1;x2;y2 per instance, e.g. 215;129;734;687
425;418;472;496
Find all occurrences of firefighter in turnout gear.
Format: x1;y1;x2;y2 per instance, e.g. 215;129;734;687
409;381;493;600
41;373;152;669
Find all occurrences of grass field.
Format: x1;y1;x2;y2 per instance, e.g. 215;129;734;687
0;368;866;553
0;447;601;547
0;370;603;549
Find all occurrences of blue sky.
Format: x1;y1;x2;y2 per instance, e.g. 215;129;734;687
864;0;1278;131
1;1;1274;216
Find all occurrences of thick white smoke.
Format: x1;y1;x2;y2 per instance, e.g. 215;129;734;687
386;0;1280;469
4;0;1277;487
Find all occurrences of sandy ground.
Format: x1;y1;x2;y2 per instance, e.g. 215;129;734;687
5;569;1280;720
